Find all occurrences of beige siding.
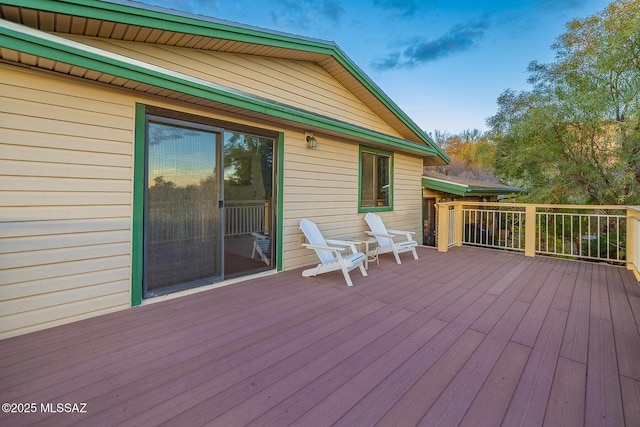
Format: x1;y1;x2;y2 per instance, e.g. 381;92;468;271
63;35;404;137
0;58;424;337
282;135;423;271
0;65;134;338
387;152;424;230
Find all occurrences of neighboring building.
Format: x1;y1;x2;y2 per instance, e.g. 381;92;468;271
421;170;522;246
0;0;448;337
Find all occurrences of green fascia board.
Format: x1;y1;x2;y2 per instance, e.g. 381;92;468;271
4;0;336;53
466;187;522;195
422;178;468;197
0;19;441;159
422;177;521;197
0;0;448;163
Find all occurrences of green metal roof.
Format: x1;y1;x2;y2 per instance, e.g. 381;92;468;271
0;0;449;164
422;176;522;197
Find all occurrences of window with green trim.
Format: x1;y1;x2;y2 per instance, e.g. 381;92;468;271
359;146;393;212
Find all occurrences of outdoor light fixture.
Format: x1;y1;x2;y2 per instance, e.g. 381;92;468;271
305;132;318;149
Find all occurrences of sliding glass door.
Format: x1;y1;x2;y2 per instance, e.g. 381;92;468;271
144;117;223;297
142;113;276;298
223;132;274;277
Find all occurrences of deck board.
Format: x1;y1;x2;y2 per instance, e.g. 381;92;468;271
459;340;531;427
376;329;486;427
586;317;625;426
503;308;568;426
561;262;593;364
1;246;639;426
606;267;640;381
544;356;586;427
419;299;529;426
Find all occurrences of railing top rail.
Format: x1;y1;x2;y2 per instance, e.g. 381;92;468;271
628;206;640;215
436;201;626;210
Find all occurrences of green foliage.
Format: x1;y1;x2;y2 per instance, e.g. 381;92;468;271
436;129;495;169
581;230;626;260
488;0;640;204
430;129;500;182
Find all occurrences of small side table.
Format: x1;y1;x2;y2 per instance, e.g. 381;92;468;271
337;235;378;269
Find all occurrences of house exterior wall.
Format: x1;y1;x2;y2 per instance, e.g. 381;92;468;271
423;187;447;201
0;61;425;338
283;137;423;270
0;64;134;338
62;35;404;138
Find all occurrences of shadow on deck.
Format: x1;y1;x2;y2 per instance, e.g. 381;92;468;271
1;246;640;426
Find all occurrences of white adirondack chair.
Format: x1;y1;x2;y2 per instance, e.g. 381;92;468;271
299;219;367;287
364;212;419;264
251;232;271;266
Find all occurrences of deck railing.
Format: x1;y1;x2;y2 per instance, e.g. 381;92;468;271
148;201;268;242
438;202;640;276
225;202;267;236
629;206;640;280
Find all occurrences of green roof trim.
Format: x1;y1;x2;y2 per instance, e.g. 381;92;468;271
0;0;449;163
4;0;337;53
422;177;522;197
0;18;441;159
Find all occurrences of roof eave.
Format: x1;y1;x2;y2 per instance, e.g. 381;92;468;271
422;177;522;197
0;18;441;160
0;0;449;164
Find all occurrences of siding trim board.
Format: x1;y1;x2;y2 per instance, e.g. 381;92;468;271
131;102;145;307
276;132;285;272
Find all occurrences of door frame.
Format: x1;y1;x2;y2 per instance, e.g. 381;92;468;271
423;197;437;247
131;104;282;305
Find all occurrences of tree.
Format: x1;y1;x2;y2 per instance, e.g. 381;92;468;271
430;129;498;181
488;0;640;204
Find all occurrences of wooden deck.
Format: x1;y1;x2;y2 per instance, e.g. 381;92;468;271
1;246;640;426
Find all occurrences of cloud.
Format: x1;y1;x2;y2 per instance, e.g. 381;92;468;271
535;0;585;10
373;0;424;18
270;0;345;32
499;0;588;35
315;0;345;23
372;17;489;70
146;0;220;15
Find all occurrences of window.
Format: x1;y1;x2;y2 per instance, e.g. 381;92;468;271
359;146;393;212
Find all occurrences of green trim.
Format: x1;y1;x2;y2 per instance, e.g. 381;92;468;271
358;145;394;213
131;103;146;307
0;0;448;163
276;132;285;272
421;177;522;197
5;0;337;55
0;19;442;161
39;0;446;157
422;177;468;197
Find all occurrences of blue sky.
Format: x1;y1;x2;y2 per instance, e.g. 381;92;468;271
131;0;610;135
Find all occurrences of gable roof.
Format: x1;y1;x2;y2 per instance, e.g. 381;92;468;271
0;0;449;165
422;171;522;197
